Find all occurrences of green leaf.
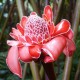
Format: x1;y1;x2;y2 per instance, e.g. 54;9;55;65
0;52;8;69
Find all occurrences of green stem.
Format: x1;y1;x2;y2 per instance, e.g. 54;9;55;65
22;64;28;80
62;57;73;80
30;61;41;80
62;0;80;80
40;66;44;80
16;0;26;19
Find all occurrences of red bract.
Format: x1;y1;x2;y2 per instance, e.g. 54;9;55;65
6;5;76;78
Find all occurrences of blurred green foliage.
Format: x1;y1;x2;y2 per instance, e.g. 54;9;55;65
0;0;80;80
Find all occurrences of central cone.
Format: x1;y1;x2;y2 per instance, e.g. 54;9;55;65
24;15;50;43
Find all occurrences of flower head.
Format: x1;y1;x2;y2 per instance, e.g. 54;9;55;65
6;5;76;78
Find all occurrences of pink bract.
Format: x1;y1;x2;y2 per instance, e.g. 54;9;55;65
6;5;76;78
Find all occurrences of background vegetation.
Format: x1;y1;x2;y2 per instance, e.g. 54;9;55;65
0;0;80;80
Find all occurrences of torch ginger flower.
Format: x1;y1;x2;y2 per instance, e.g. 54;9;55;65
6;5;76;78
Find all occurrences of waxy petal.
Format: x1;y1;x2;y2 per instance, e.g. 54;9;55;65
7;40;23;47
42;36;66;61
18;36;26;42
43;56;54;63
42;14;48;21
11;28;21;40
63;39;76;56
54;19;70;35
9;32;18;40
38;35;42;43
32;36;38;44
29;45;41;58
19;46;32;62
12;28;21;36
44;5;53;21
25;36;32;44
64;29;74;39
7;40;20;46
16;23;24;35
48;22;55;36
30;12;37;15
20;16;28;28
6;46;22;78
18;36;31;46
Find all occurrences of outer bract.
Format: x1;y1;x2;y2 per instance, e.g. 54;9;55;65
6;5;76;78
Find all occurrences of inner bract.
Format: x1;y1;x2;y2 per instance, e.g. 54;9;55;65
24;15;50;43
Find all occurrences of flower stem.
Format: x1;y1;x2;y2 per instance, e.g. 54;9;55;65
30;61;41;80
22;64;28;80
40;66;44;80
16;0;26;19
42;62;56;80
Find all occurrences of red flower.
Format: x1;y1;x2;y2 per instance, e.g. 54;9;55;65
6;5;76;78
